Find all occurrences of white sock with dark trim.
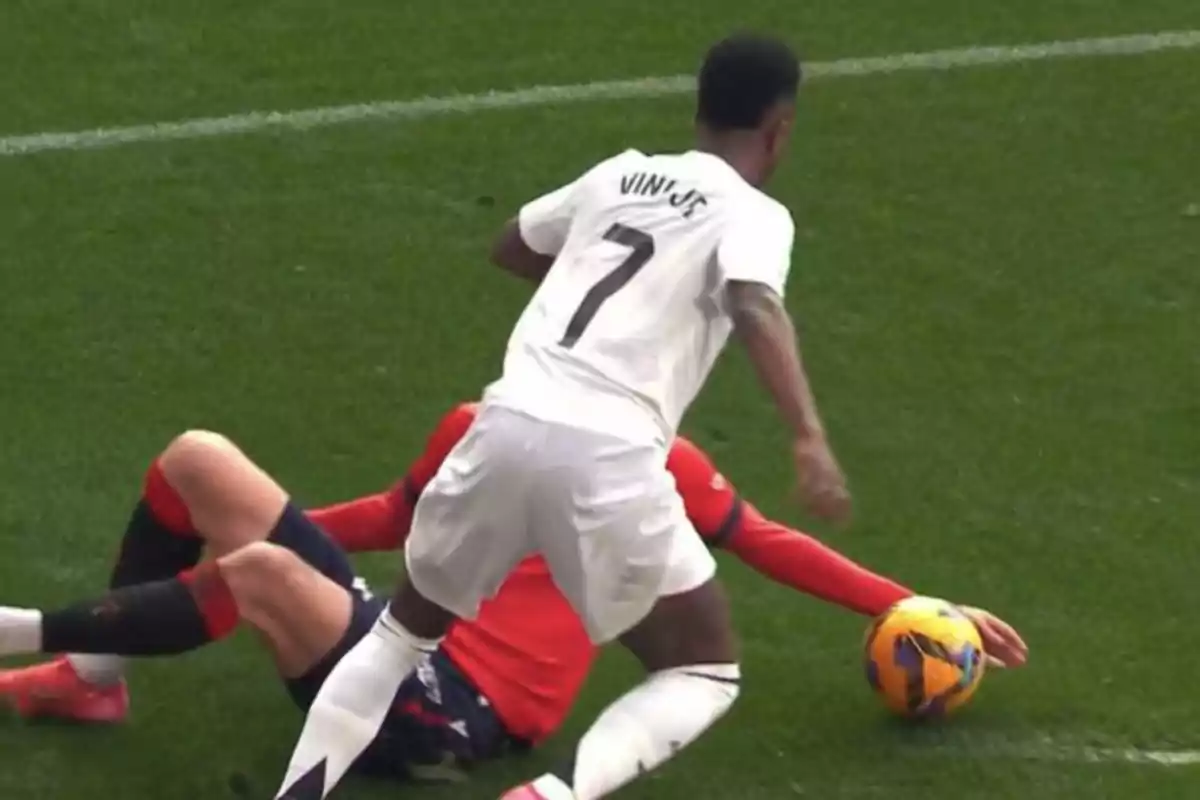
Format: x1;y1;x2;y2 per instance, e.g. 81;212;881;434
275;609;439;799
535;663;741;800
0;607;42;655
67;654;125;686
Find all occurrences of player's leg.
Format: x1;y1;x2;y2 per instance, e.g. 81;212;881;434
82;428;287;602
52;434;211;693
0;430;344;720
0;432;208;718
82;426;314;597
568;577;739;795
275;404;537;800
0;542;348;677
353;647;525;783
67;430;295;686
512;433;738;800
217;542;357;679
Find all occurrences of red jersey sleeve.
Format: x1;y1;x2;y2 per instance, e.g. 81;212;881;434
307;487;407;553
669;436;912;618
307;403;479;553
404;402;479;498
666;437;743;544
727;502;913;617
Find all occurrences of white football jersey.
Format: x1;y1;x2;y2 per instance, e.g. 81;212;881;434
483;149;796;444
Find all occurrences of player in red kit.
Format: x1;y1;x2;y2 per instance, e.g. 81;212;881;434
0;403;1026;776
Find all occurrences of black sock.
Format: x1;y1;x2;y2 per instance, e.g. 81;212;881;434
42;565;232;656
108;501;203;588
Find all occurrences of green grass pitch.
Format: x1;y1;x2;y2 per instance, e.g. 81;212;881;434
0;1;1197;798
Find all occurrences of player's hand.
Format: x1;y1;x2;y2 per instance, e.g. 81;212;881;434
958;606;1028;669
791;433;851;526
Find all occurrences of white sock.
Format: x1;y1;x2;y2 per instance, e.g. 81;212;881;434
0;607;43;656
535;663;741;800
275;609;438;799
67;653;125;686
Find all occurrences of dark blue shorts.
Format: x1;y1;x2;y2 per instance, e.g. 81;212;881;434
269;504;526;780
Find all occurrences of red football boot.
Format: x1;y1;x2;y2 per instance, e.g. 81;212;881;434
500;786;549;800
0;656;128;723
501;777;573;800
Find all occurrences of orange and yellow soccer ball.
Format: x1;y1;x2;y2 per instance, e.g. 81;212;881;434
864;596;986;718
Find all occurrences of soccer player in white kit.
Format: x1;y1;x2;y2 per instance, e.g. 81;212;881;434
275;33;850;800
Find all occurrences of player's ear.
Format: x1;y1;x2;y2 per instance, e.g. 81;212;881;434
765;105;795;162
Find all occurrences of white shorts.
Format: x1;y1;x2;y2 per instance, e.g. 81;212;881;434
404;403;716;643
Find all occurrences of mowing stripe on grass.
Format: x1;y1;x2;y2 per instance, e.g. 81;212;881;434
1;30;1198;158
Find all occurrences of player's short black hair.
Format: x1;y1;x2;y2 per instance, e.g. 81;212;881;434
696;33;801;131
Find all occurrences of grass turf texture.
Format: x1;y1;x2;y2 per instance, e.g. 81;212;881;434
1;1;1198;798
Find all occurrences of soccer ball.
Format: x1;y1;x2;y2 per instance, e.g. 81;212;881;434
864;596;985;718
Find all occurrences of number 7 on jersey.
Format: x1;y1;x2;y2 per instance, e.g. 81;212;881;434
560;223;656;348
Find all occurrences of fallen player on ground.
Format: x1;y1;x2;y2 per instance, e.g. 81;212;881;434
0;402;1026;780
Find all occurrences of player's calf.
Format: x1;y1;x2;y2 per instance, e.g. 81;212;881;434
0;451;205;705
619;575;739;669
100;429;276;593
274;577;452;799
0;560;238;720
0;541;351;666
0;544;308;722
110;451;204;589
0;559;239;660
528;578;741;800
388;577;457;641
62;453;204;687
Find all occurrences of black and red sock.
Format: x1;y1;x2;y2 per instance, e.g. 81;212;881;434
108;460;203;589
42;561;239;656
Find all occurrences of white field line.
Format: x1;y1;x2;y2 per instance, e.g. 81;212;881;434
1072;747;1200;766
1;29;1198;158
965;743;1200;767
907;732;1200;767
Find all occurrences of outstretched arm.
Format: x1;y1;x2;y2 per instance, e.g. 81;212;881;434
306;484;410;553
725;508;1028;666
671;438;890;613
673;432;1025;664
723;501;910;616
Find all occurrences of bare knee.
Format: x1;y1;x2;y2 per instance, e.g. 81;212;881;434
621;578;739;672
218;542;356;678
156;430;288;552
218;541;308;621
159;430;243;494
